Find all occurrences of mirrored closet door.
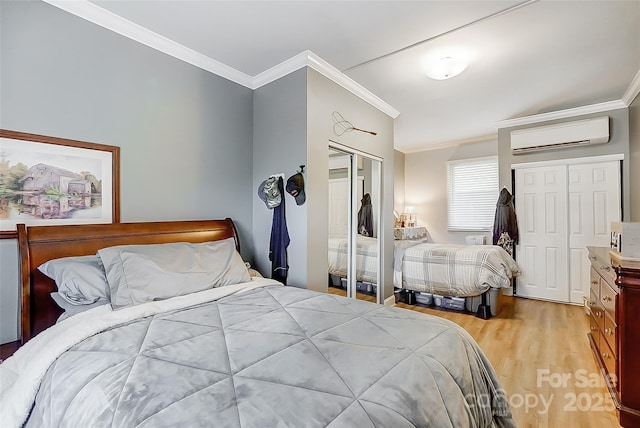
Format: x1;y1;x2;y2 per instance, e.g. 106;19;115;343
328;144;382;303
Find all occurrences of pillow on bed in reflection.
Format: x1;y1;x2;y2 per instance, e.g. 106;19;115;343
38;255;110;306
98;238;251;310
50;292;109;322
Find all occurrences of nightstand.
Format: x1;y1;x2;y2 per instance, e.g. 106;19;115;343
394;226;428;240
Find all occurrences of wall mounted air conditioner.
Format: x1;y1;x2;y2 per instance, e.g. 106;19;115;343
511;116;609;154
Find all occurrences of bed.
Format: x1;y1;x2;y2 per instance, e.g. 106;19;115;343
327;235;425;286
0;219;515;428
395;243;520;297
328;235;519;313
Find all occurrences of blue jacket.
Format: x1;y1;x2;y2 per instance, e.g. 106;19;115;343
269;177;290;284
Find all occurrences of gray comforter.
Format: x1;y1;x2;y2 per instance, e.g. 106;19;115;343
25;285;514;427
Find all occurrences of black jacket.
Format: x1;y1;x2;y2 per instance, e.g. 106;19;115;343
492;188;518;245
358;193;374;237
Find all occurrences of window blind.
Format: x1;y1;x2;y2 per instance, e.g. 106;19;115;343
447;156;498;231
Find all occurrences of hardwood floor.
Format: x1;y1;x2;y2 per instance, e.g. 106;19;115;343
328;286;620;427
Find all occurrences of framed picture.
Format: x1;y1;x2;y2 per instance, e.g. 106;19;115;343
0;130;120;239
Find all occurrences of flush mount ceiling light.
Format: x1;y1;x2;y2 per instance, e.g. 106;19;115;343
425;56;468;80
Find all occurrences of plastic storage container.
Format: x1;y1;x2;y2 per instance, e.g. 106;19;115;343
434;294;465;311
442;296;466;311
415;292;433;305
465;289;502;316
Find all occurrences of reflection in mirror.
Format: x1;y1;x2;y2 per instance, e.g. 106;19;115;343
327;145;382;303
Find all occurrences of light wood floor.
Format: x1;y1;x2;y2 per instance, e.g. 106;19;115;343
328;286;620;428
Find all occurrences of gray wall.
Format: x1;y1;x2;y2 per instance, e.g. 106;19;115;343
0;1;254;343
307;69;395;299
394;150;405;214
251;69;308;286
251;68;395;300
630;95;640;221
404;140;498;245
497;108;631;220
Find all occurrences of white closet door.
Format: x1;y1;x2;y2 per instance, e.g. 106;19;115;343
568;161;621;304
328;178;349;237
515;165;569;302
328;177;364;238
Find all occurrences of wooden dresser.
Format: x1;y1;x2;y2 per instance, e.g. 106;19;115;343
587;246;640;427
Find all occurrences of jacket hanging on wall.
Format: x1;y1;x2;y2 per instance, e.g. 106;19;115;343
269;177;290;284
358;193;374;237
492;188;518;252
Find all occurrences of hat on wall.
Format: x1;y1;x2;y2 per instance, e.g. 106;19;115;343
286;172;306;206
258;177;281;209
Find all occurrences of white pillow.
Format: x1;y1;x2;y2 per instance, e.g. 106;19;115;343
38;255;110;305
98;238;251;310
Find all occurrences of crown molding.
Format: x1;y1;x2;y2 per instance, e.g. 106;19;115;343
495;99;627;129
44;1;399;119
251;51;308;89
306;52;400;119
44;0;253;88
251;51;399;118
622;69;640;106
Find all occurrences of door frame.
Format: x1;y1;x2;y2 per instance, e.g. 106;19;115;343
511;153;624;170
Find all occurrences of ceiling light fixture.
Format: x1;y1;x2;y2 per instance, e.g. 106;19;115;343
425;56;468;80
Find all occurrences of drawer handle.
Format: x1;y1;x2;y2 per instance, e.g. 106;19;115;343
597;311;603;318
590;326;596;331
602;352;610;359
603;296;612;302
605;328;613;335
600;265;611;272
589;255;597;261
591;280;598;286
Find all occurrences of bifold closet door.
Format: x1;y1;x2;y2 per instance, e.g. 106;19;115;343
567;161;621;304
515;165;569;302
515;160;621;304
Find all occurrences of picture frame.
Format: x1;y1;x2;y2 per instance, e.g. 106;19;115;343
0;130;120;239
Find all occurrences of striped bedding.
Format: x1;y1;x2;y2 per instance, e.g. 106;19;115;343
396;243;519;297
327;236;426;285
328;236;379;284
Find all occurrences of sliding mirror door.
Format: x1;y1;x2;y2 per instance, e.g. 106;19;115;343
328;144;382;303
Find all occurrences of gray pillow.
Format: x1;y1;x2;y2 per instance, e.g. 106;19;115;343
98;238;251;310
50;292;109;321
38;255;110;305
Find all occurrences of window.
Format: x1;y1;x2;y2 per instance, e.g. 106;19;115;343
447;156;498;231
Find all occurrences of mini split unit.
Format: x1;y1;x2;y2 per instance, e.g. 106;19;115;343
510;116;610;154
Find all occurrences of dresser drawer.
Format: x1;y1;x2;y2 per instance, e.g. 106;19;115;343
603;313;617;357
589;315;600;348
596;262;616;289
589;285;598;315
599;332;618;387
592;303;606;332
600;280;617;319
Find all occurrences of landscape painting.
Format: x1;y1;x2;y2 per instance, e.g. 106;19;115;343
0;130;120;238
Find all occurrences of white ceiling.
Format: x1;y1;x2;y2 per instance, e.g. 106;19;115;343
55;1;640;152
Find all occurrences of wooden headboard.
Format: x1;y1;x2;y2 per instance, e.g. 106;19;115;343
17;218;240;343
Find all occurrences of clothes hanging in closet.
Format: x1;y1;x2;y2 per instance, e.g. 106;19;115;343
358;193;373;237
